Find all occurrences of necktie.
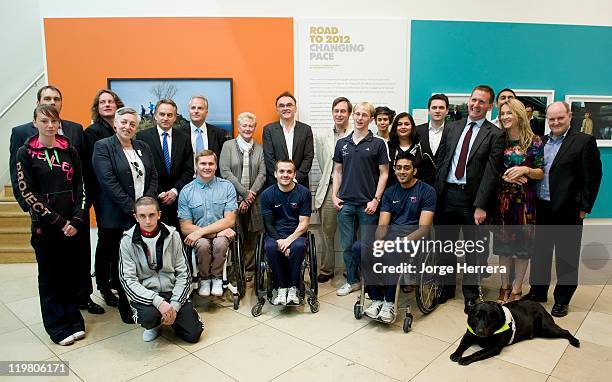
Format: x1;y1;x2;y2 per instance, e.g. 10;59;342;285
195;128;204;154
162;132;171;174
454;122;476;180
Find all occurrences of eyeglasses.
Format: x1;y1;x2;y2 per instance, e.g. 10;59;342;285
130;161;143;179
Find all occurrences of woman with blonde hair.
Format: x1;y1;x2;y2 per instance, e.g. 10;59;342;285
493;98;544;303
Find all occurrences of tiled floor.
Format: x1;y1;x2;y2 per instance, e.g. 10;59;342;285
1;262;612;382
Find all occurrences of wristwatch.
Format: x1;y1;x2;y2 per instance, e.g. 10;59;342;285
374;196;381;202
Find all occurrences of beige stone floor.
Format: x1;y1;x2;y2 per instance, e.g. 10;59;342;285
1;261;611;382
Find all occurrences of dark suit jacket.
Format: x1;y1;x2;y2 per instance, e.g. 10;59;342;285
530;118;545;137
262;120;314;188
136;127;194;225
435;118;504;212
10;120;84;211
92;135;158;229
544;129;602;215
416;122;436;161
83;119;115;209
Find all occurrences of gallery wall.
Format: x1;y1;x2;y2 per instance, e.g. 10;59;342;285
409;20;612;217
44;17;294;142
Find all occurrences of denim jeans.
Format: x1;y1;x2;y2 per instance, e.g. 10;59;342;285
337;203;378;284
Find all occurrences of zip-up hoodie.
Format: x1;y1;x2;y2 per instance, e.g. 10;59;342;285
15;134;86;231
119;223;191;312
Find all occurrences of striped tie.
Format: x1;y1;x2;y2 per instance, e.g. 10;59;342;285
162;131;171;174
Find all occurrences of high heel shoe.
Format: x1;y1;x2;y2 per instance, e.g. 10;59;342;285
507;291;523;303
497;286;512;303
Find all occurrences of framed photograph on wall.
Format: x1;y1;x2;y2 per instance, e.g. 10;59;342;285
440;93;492;122
514;89;554;136
565;95;612;147
108;78;234;134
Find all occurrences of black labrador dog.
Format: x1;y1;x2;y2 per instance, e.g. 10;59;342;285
450;300;579;365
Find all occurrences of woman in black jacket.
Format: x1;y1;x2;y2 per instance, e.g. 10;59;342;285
92;106;158;322
387;112;436;187
16;105;87;345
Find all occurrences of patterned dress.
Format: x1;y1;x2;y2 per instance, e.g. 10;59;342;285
493;135;544;258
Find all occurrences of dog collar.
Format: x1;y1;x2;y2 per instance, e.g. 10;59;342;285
466;306;516;344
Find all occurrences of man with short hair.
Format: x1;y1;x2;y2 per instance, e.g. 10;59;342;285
178;150;237;297
373;106;395;142
136;99;193;229
525;103;544;137
434;85;504;313
183;95;228;164
120;196;203;343
8;85;103;314
491;88;516;127
260;160;311;305
314;97;352;283
333;101;390;296
524;102;602;317
416;94;449;161
262;91;314;189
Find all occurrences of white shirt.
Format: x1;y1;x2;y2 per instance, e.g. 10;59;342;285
189;121;209;154
428;121;445;155
280;119;296;160
446;118;484;184
123;148;145;199
157;126;172;158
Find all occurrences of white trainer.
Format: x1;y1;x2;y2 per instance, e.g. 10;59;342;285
198;279;211;296
142;326;160;342
211;279;224;296
336;282;361;296
286;287;300;305
364;300;383;319
73;330;85;341
58;334;75;346
273;288;287;305
378;301;396;323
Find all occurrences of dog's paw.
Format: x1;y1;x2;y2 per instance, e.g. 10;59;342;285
458;358;473;366
569;337;580;348
450;353;462;362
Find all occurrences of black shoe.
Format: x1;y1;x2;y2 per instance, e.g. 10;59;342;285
317;273;334;283
464;298;478;314
437;286;455;304
101;290;119;307
551;303;569;317
78;298;105;314
522;291;547;303
342;271;347;278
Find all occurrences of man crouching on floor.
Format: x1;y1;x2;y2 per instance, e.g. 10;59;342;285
119;196;203;343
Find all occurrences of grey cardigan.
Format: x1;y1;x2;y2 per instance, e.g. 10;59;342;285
219;139;266;232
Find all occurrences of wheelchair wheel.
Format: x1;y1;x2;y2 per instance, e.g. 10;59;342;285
308;297;320;313
251;302;263;317
308;232;318;297
233;236;246;298
254;233;265;298
415;250;441;314
232;294;240;310
403;314;413;333
353;301;363;319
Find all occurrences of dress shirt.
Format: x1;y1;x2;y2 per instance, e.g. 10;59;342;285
428;121;444;155
157;126;172;157
190;121;209;154
280;119;296;160
177;176;238;228
537;131;568;201
446;118;484;184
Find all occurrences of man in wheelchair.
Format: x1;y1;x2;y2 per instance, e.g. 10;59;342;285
260;160;311;305
178;150;238;297
362;152;436;322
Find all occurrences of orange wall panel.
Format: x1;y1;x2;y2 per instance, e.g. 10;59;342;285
43;17;295;142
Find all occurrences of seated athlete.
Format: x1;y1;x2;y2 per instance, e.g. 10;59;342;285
178;150;238;297
361;152;436;322
119;196;203;343
260;160;311;305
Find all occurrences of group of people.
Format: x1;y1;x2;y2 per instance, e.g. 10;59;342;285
8;83;602;346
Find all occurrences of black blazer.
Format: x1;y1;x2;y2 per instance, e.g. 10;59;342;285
92;135;158;229
181;122;228;159
83;119;115;208
262;120;314;188
9;120;84;211
435;118;504;211
416;122;436;161
544;129;602;215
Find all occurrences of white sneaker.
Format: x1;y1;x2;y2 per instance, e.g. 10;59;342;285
273;288;287;305
198;279;211;296
336;282;361;296
73;330;85;341
378;301;395;323
211;279;224;296
287;287;299;305
58;334;75;346
364;300;383;319
142;326;160;342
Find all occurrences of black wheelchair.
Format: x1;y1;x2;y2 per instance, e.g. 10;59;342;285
251;231;319;316
189;233;246;310
354;240;441;333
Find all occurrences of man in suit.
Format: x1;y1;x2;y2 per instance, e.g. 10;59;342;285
524;102;602;317
183;95;228;175
8;85;104;315
262;91;314;189
136;99;194;229
416;93;449;162
314;96;352;283
525;103;545;137
434;85;504;314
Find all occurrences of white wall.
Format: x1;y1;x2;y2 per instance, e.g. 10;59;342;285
39;0;612;26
